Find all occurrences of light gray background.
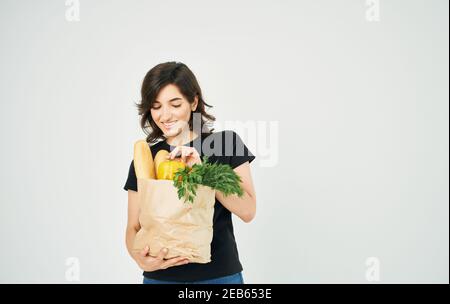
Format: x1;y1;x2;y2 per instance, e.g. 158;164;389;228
0;0;448;283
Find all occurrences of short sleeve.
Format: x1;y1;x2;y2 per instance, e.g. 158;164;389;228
229;131;256;169
123;160;138;191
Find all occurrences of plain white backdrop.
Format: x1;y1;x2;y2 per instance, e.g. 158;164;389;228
0;0;448;283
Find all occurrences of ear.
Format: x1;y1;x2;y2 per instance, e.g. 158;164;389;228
192;96;198;111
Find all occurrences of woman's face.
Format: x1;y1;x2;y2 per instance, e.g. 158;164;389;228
150;84;198;138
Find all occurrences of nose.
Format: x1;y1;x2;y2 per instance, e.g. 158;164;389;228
160;107;172;122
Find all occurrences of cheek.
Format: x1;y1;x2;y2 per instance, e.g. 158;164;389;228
150;106;190;121
150;110;157;120
172;107;191;120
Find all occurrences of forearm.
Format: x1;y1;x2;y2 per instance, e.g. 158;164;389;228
125;227;141;262
215;190;256;223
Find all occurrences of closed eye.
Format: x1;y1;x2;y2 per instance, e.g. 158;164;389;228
151;104;181;109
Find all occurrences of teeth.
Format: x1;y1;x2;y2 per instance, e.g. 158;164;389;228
163;121;176;127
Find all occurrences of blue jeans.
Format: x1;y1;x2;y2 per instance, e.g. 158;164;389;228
143;272;244;284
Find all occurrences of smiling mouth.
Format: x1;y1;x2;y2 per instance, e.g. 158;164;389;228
163;121;177;128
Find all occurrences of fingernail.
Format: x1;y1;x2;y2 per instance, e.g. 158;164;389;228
163;248;168;252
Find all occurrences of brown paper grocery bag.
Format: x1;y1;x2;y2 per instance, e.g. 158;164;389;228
131;140;216;263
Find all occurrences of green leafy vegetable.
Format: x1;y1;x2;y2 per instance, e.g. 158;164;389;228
173;156;244;204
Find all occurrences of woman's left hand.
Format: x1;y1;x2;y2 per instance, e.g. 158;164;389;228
167;146;202;168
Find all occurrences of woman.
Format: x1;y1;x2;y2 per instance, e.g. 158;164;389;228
123;61;257;284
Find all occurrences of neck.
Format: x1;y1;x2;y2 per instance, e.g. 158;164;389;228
166;129;198;146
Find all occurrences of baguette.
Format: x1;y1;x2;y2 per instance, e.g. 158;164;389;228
133;140;156;179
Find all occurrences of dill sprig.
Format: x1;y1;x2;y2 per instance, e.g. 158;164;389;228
172;156;244;204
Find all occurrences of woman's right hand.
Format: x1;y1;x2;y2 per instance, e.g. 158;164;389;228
135;246;190;272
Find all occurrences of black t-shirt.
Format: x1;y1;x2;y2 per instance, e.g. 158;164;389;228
123;130;256;282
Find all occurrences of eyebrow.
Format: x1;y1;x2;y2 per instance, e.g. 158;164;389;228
154;97;182;103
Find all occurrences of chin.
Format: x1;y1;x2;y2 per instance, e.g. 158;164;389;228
164;127;181;137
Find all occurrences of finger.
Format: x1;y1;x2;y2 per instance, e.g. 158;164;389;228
168;146;176;159
172;259;190;267
181;147;187;163
160;257;189;269
174;147;184;159
189;148;198;158
168;147;179;159
188;149;200;165
140;245;149;257
191;150;200;163
156;247;169;261
186;150;194;166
